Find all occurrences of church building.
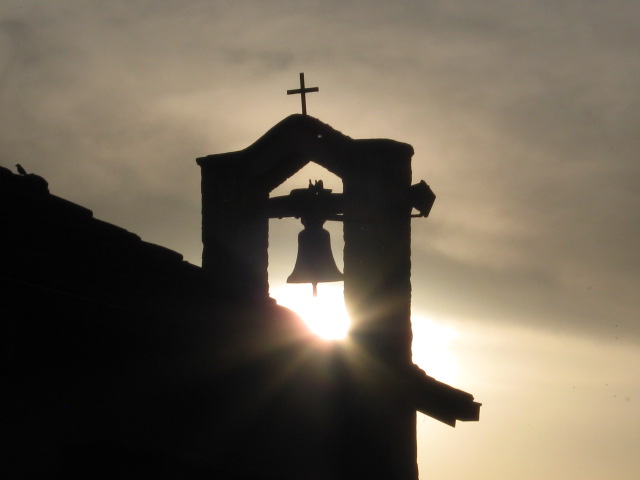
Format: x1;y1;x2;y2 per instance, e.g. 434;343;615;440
2;113;479;480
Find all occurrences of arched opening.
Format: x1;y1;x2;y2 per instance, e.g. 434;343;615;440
268;162;349;340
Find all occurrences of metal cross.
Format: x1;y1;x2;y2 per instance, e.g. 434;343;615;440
287;72;319;115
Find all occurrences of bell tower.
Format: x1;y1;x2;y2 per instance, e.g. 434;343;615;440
197;114;438;479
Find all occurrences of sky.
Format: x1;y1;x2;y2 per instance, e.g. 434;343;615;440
1;1;639;478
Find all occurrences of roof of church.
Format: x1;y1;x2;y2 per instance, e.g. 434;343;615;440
0;164;204;318
410;365;481;426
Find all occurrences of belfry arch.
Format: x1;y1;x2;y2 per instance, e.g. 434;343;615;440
268;163;344;294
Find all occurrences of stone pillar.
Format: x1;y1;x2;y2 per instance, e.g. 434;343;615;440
198;152;269;301
343;139;414;365
341;139;418;480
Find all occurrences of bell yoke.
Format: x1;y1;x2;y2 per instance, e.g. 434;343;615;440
267;176;437;296
268;180;344;296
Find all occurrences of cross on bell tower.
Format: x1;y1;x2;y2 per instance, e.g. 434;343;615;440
287;72;319;115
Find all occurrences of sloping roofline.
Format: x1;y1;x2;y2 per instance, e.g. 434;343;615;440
196;114;413;193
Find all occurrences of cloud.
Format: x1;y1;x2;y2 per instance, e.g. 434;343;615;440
1;0;639;341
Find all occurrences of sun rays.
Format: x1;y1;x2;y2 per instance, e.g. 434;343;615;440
271;283;350;340
272;285;459;384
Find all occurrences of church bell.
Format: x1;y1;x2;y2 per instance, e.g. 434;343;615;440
287;217;343;296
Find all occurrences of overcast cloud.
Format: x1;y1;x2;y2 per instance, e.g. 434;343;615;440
1;1;639;344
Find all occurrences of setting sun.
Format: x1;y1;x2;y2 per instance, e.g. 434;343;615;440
271;283;350;340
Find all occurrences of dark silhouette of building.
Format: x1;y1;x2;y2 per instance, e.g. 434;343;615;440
2;115;479;480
